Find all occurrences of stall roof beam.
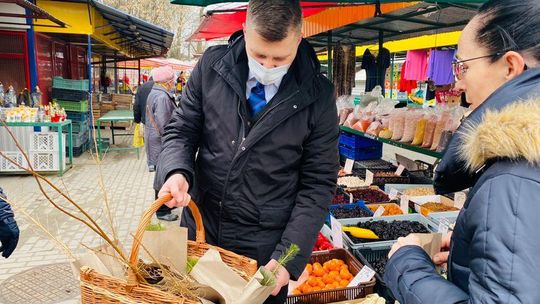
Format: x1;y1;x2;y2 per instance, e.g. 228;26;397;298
170;0;487;6
0;0;67;27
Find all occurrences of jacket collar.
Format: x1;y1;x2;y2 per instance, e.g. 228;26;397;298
458;98;540;172
434;68;540;194
211;32;321;106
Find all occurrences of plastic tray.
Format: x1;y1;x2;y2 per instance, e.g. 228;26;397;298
339;131;381;149
65;111;89;122
353;246;395;302
51;88;88;102
52;77;89;91
286;248;376;304
67;130;89;148
353;159;396;171
339;214;438;250
339;144;382;161
427;211;460;226
328;201;373;223
55;99;89;113
62;120;88;134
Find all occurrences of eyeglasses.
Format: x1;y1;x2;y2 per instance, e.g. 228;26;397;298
452;53;502;81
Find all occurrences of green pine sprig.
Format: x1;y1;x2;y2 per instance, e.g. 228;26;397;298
261;244;300;286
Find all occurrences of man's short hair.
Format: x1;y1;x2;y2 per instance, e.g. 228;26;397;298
247;0;302;42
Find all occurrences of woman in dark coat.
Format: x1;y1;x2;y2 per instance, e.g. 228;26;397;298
384;1;540;303
145;66;178;221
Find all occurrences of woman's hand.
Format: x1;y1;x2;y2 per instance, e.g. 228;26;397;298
388;234;422;258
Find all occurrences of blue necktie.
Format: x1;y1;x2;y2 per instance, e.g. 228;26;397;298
248;82;266;116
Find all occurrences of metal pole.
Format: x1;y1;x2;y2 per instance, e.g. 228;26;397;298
327;30;333;83
389;53;395;99
114;52;118;94
378;30;384;95
138;59;141;86
87;34;94;143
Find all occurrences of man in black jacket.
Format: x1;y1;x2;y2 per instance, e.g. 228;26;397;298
0;187;19;259
133;78;154;124
155;0;338;302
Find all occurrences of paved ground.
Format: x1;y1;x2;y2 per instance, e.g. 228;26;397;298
0;130;181;303
0;127;435;303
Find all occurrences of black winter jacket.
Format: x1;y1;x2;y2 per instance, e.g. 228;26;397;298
134;80;154;124
155;35;339;279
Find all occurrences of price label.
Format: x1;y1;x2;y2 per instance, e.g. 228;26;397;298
400;195;409;214
349;193;354;204
438;218;451;234
389;188;399;200
373;206;385;218
348;265;376;287
395;164;406;176
330;215;343;249
344;159;354;175
454;192;467;209
365;170;374;185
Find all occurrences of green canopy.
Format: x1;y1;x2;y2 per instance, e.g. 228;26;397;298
170;0;486;6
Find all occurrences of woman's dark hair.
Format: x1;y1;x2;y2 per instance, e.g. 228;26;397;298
476;0;540;63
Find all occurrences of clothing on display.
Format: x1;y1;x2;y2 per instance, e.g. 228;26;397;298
361;48;391;94
398;62;417;94
404;50;429;81
333;44;356;96
428;49;456;85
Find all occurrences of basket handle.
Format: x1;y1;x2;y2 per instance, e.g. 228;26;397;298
127;194;204;286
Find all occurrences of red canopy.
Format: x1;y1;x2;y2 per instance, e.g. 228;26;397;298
189;2;332;41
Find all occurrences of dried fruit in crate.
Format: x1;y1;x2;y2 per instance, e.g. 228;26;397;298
403;187;435;196
293;258;354;294
419;202;459;216
332;191;350;205
338;176;368;188
367;204;403;216
346;220;429;243
347;188;390;204
331;205;372;219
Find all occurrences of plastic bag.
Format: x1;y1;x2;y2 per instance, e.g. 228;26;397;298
337;95;355;125
366;121;382;136
132;123;144;148
343;112;358;128
391;109;406;141
431;111;450;150
411;115;428;145
422;112;439;148
401;111;423;143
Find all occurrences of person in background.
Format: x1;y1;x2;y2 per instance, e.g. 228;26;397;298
145;66;179;221
384;1;540;303
119;75;133;95
175;71;186;95
0;187;19;259
154;0;339;302
134;76;154;124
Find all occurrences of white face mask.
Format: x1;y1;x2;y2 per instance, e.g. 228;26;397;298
247;53;291;86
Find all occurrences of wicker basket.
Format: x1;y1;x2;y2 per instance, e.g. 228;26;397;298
80;195;258;303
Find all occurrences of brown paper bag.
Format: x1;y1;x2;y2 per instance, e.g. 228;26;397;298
236;267;275;303
410;233;442;259
190;248;276;304
70;242;126;280
141;225;188;274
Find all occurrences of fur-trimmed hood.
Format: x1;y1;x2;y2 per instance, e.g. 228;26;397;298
459;99;540;172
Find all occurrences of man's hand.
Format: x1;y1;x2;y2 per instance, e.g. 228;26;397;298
388;234;422;259
433;232;453;267
265;259;290;296
158;173;191;207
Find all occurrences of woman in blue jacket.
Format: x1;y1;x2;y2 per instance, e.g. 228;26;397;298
384;0;540;303
0;187;19;258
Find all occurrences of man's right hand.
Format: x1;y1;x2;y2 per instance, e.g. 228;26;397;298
158;173;191;207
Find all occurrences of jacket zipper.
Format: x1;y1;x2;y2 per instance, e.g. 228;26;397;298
217;98;246;245
217;90;299;244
